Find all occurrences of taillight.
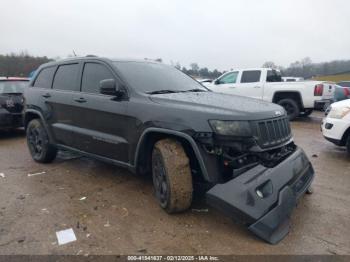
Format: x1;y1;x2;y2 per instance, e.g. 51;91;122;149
314;84;323;96
344;88;350;97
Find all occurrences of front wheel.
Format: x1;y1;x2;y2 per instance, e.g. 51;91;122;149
277;98;300;121
152;139;193;213
26;119;57;163
346;136;350;155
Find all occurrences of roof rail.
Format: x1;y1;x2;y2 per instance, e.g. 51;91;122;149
86;55;97;57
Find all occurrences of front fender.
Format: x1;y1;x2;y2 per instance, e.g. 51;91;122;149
134;127;210;181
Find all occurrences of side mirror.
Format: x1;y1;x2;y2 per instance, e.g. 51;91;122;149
214;79;220;85
99;79;122;96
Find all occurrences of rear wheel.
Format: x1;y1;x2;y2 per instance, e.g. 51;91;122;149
278;98;300;121
152;139;193;213
346;136;350;155
26;119;57;163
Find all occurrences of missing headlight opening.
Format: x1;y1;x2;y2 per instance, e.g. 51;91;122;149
202;138;297;181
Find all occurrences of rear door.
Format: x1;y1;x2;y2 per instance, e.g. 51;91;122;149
47;63;81;146
235;70;264;100
70;61;129;162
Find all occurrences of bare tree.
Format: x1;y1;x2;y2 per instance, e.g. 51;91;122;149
262;61;277;69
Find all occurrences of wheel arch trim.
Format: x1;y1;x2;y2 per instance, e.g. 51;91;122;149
24;109;54;143
134;127;210;181
272;91;304;109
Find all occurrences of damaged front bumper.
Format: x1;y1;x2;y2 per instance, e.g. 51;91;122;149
206;146;314;244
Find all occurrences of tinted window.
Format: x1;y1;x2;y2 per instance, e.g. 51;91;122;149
217;72;238;84
81;63;115;93
0;81;28;94
266;70;282;82
34;67;56;89
240;70;261;83
52;64;79;91
337;81;350;87
113;62;207;93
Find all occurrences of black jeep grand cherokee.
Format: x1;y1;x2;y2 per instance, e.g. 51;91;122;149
24;57;314;244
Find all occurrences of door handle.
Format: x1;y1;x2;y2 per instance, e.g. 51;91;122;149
254;86;261;88
74;98;87;103
42;93;51;98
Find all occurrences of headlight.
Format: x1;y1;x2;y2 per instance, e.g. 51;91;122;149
328;106;350;119
209;120;252;136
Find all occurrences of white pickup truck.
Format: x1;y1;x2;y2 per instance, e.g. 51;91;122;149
205;68;334;120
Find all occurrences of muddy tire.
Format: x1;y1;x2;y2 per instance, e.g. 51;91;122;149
26;119;57;163
152;139;193;213
278;98;300;121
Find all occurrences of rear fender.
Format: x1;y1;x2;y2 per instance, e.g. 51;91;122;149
24;109;55;143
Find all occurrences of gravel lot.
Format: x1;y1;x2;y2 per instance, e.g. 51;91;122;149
0;112;349;255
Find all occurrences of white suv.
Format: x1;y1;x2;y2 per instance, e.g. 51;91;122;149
322;99;350;154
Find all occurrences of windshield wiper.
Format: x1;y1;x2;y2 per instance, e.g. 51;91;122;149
146;89;181;95
183;88;207;92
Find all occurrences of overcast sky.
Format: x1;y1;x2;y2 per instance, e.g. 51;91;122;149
1;0;349;71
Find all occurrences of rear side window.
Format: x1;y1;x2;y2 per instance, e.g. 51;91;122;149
217;72;238;84
266;70;282;82
34;67;56;89
240;70;261;83
52;64;79;91
81;63;114;93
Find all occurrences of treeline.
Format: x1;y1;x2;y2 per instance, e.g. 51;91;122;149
0;53;224;79
263;57;350;79
2;52;349;80
0;52;52;77
171;61;223;79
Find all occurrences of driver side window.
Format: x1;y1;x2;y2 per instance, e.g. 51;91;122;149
217;72;238;84
81;62;115;94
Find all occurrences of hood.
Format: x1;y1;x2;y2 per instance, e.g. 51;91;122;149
331;99;350;109
148;91;285;121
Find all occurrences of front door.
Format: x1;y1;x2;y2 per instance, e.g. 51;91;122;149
70;62;129;163
210;71;239;95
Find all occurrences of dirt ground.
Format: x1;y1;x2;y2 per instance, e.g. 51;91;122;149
0;111;349;255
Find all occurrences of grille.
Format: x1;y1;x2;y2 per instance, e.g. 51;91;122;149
253;116;292;148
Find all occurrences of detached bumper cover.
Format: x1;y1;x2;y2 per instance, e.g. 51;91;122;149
206;147;314;244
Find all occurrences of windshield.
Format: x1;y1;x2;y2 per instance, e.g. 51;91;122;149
0;81;28;94
337;81;350;87
113;61;207;93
